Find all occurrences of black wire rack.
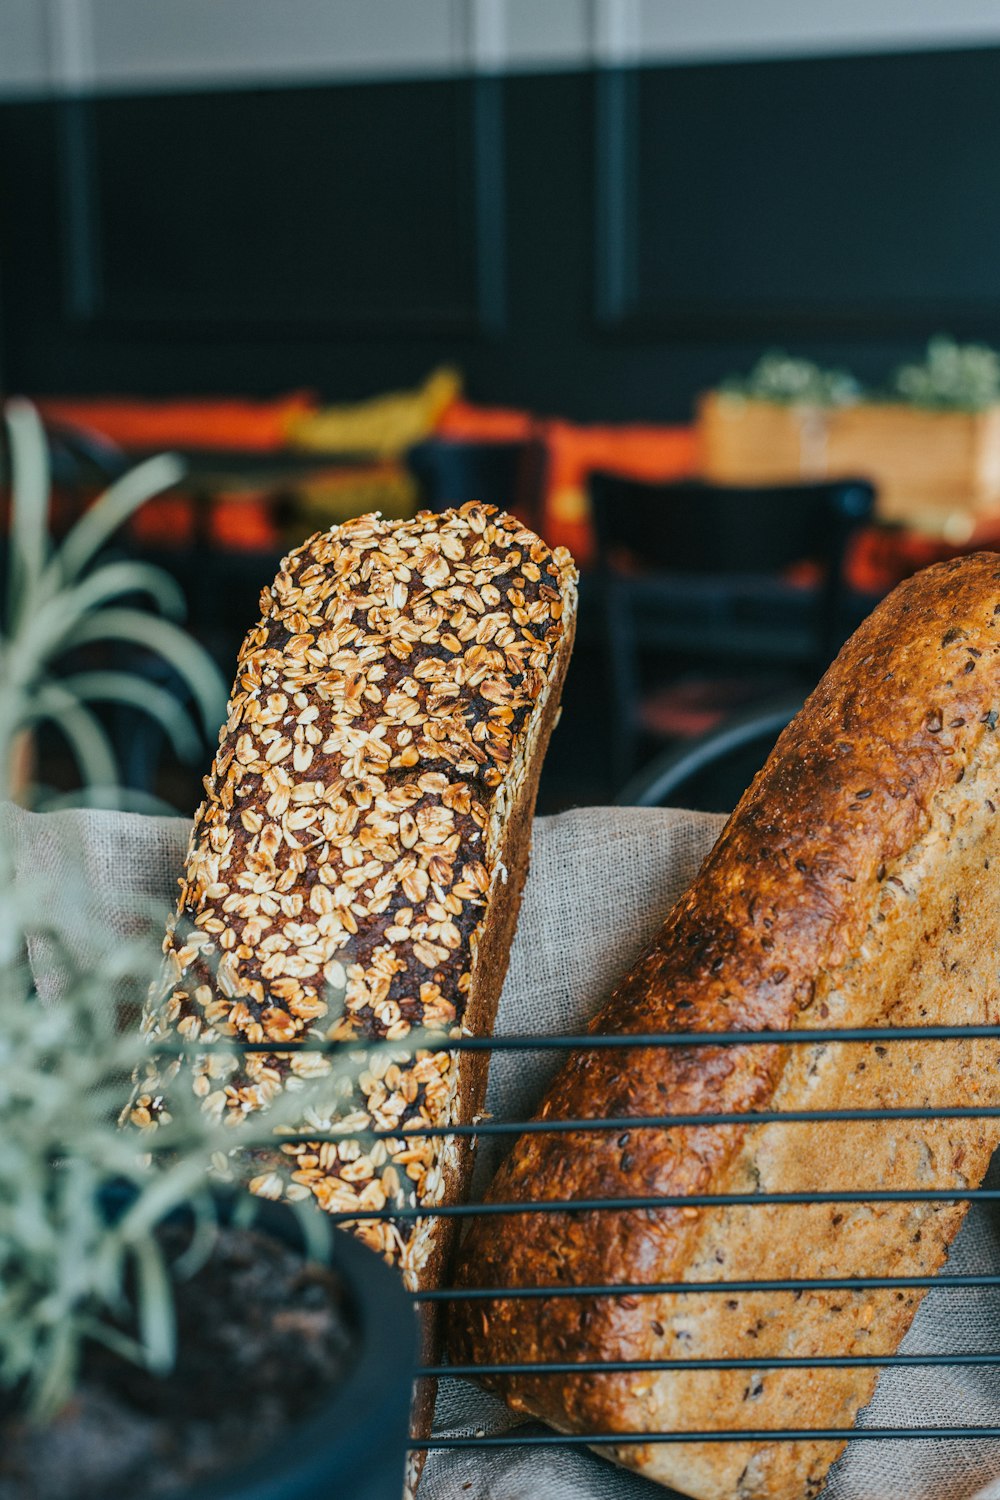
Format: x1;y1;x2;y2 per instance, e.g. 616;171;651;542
405;1023;1000;1464
245;1023;1000;1467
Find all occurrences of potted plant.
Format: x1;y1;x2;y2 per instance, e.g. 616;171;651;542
0;402;417;1499
699;339;1000;533
828;336;1000;527
698;350;860;487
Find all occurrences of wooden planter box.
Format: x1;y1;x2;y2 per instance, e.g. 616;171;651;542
699;393;834;486
699;392;1000;530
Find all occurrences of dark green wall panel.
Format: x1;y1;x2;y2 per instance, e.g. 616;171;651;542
2;49;1000;422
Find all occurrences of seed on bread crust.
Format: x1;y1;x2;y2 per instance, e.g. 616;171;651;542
131;504;577;1272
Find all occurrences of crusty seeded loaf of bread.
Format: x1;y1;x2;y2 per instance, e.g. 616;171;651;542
128;503;577;1491
449;552;1000;1500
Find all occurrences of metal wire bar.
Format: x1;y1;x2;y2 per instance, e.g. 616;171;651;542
414;1427;1000;1449
182;1022;1000;1053
274;1103;1000;1145
421;1352;1000;1376
417;1271;1000;1302
318;1186;1000;1226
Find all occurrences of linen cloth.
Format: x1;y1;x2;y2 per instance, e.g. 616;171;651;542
7;799;1000;1500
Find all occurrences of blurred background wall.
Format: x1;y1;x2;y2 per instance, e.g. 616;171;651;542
5;2;1000;814
4;0;1000;417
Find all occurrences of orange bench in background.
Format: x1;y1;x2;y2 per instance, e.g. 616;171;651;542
437;398;700;565
33;386;1000;595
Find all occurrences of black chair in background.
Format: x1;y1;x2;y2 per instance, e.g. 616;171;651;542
589;475;875;789
406;437;547;532
616;694;802;813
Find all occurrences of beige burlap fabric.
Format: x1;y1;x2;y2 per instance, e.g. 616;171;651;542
6;800;1000;1500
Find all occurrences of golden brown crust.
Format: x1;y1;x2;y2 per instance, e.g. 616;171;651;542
449;552;1000;1500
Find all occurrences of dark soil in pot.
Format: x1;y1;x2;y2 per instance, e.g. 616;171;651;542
0;1222;356;1500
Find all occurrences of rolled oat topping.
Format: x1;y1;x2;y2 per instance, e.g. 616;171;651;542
131;504;576;1272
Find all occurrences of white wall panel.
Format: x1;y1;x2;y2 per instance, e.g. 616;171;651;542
634;0;1000;64
591;0;640;65
87;0;461;89
506;0;589;68
466;0;506;72
7;0;1000;99
0;0;51;92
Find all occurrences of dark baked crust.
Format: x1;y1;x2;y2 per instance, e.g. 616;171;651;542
130;503;576;1280
449;552;1000;1500
131;503;578;1496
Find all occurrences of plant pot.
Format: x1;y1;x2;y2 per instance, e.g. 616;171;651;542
6;1189;417;1500
185;1198;417;1500
698;392;835;485
826;402;1000;526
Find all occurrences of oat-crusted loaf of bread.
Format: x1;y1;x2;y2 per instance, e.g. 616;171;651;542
449;552;1000;1500
129;504;576;1481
